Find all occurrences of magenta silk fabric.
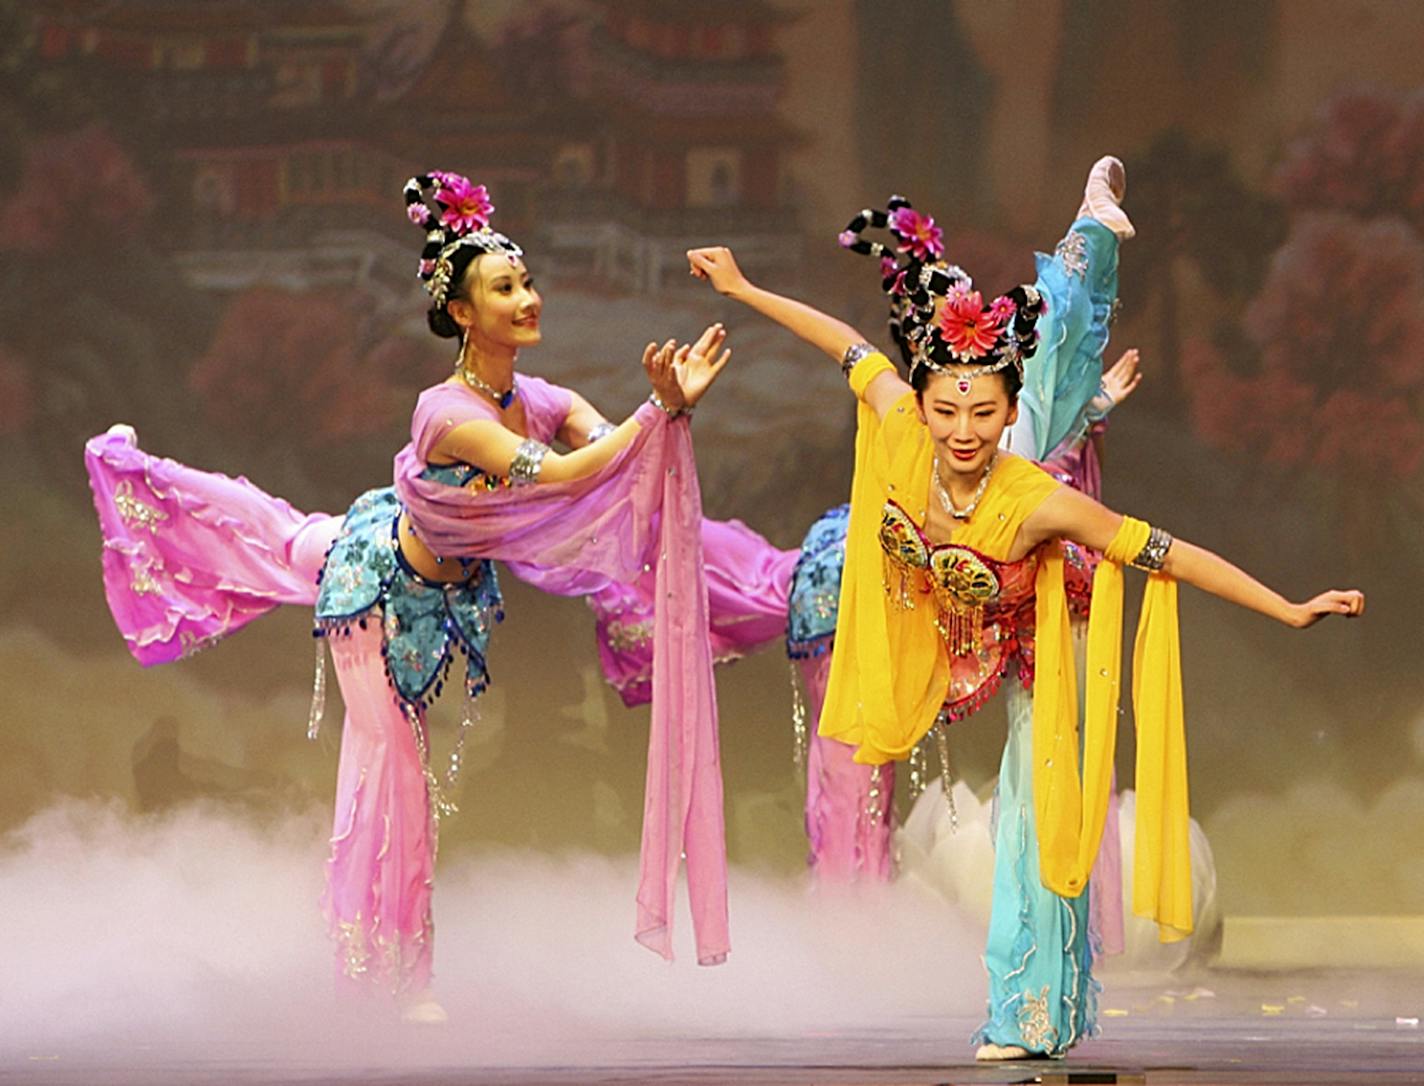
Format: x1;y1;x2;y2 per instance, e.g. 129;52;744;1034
394;379;728;964
801;654;896;882
324;622;437;994
86;373;733;966
83;426;338;660
587;518;799;708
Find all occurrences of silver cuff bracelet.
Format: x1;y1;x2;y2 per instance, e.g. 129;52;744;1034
840;341;876;378
586;421;617;444
1130;526;1173;572
508;437;550;485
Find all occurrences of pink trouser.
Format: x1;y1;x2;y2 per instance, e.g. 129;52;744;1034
801;654;895;883
323;623;436;997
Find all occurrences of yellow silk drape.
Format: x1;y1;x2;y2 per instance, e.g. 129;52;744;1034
823;353;1192;942
1031;517;1192;941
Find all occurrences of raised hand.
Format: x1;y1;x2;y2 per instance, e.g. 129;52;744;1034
1091;348;1143;417
1289;589;1366;628
671;323;732;408
687;247;750;297
1102;348;1143;406
641;338;685;411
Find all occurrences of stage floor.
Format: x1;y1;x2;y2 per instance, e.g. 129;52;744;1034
7;970;1422;1086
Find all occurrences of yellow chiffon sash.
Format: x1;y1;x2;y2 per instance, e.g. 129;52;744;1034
818;354;948;761
824;352;1192;943
1033;516;1192;942
821;352;1057;761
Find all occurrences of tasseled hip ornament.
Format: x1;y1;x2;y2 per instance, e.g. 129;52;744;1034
788;661;808;775
933;596;985;658
307;634;328;740
864;763;887;824
907;740;929;801
444;686;479;797
400;702;457;856
881;552;918;611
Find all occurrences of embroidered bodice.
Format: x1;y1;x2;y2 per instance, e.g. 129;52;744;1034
878;498;1090;719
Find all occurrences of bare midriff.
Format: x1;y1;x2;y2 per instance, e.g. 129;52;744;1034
397;512;475;584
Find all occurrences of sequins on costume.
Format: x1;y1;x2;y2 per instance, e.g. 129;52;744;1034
876;498;1091;722
786;503;849;660
314;486;503;713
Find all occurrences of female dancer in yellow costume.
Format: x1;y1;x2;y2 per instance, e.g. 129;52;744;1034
686;208;1363;1059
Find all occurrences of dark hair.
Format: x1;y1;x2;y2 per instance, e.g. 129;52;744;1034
426;247;484;339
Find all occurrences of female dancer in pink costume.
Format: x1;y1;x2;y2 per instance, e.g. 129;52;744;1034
86;171;736;1021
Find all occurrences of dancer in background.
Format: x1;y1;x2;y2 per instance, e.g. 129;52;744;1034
86;171;732;1022
685;182;1362;1059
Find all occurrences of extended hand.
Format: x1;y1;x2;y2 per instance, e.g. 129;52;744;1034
687;247;749;297
672;323;732;408
1290;589;1365;628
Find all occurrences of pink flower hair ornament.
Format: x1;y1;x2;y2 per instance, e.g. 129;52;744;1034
887;205;945;261
435;175;494;234
936;289;1005;361
838;194;1045;393
403;171;523;307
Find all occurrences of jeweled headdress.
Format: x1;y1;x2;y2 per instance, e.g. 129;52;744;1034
404;172;523;308
839;197;1043;394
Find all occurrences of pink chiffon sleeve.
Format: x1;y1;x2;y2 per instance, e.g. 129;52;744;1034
83;426;339;666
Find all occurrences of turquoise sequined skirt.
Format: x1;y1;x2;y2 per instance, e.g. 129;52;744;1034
314;487;503;710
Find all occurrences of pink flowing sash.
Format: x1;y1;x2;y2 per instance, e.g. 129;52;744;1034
585;518;799;707
395;381;728;964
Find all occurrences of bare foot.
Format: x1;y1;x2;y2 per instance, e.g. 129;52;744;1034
975;1042;1033;1061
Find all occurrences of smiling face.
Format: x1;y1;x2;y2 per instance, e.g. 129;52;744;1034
916;367;1018;479
447;254;542;353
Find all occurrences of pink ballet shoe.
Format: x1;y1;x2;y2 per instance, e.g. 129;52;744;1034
1077;155;1135;240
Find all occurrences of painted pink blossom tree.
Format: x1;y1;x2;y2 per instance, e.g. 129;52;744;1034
1183;213;1424;482
0;124;151;252
1274;88;1424;231
1181;89;1424;487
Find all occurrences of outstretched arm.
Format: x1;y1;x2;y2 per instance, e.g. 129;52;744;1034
1020;484;1365;628
687;246;911;418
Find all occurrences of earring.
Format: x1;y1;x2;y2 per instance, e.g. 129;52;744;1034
454;326;469;373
